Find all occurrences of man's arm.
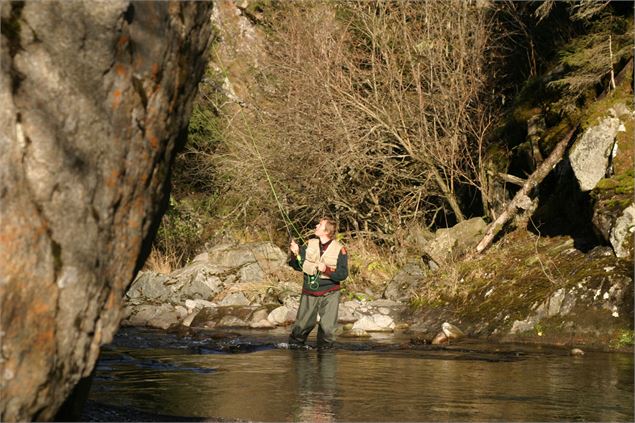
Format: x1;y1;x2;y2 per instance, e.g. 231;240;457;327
288;244;306;272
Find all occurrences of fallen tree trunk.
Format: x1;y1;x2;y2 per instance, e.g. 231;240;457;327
476;126;579;253
0;1;212;420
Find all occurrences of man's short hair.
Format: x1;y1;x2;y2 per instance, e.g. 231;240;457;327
320;217;337;239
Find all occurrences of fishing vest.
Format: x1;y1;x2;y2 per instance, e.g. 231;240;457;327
302;238;342;277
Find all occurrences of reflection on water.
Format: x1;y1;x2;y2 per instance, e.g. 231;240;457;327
293;351;337;422
88;328;634;422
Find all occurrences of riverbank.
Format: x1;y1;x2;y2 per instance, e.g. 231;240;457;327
123;227;633;353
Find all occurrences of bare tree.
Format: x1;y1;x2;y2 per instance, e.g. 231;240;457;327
215;1;498;236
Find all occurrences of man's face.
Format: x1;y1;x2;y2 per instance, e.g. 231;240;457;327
314;220;329;238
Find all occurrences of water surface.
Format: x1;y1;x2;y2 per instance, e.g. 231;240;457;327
87;327;634;421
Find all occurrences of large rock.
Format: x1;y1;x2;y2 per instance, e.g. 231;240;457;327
267;305;298;325
569;117;621;191
0;1;213;420
423;217;487;265
171;261;228;300
609;204;635;259
124;304;180;330
383;262;426;302
126;272;174;303
352;314;395;332
126;264;228;306
202;241;288;281
123;241;289;321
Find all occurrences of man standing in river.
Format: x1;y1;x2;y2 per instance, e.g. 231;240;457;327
288;217;348;349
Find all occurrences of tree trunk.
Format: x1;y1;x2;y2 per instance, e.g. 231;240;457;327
476;126;578;253
0;1;212;421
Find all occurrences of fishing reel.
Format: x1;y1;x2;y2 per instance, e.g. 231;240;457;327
307;272;321;290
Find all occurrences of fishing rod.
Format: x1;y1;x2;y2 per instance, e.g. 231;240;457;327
212;47;306;247
237;111;324;289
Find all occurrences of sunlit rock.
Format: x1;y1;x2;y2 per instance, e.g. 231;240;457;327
432;332;448;345
569;117;621;191
442;322;465;340
609;204;635;258
341;327;371;338
352;315;395;332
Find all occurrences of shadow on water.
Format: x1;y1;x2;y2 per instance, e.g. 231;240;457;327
84;327;634;422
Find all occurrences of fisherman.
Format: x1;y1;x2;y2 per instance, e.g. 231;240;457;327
288;217;348;349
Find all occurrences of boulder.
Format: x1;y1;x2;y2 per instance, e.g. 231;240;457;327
569;117;621;191
126;272;174;303
432;332;448;345
219;291;251;306
338;303;358;323
510;288;575;335
383;262;425;302
250;319;275;329
267;305;296;325
609;204;635;258
352;314;395;332
249;308;270;323
171;262;229;300
123;304;180;330
423;217;487;265
441;322;465;340
0;2;212;420
190;307;222;328
205;241;287;280
341;328;371;338
185;299;217;311
217;315;248;328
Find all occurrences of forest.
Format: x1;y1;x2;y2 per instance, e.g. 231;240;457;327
1;1;633;421
155;0;633;270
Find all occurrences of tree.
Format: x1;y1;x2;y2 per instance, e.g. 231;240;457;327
217;1;498;237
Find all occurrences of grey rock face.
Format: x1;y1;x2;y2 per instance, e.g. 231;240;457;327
569;117;621;191
172;262;228;301
127;272;174;302
206;241;288;280
610;204;635;258
383;262;426;302
122;242;290;329
0;1;213;420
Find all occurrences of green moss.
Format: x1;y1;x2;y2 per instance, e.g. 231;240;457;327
592;167;634;212
541;118;577;154
596;178;619;190
610;329;634;349
581;93;634;133
411;226;633;336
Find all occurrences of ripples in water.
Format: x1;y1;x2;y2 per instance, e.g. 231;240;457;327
86;327;634;422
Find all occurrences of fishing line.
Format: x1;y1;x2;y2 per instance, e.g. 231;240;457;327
213;48;306;246
232;108;308;248
239;115;322;288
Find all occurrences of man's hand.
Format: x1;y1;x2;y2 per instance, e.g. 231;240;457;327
317;262;327;272
290;240;300;256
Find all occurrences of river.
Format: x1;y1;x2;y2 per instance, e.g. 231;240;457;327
84;327;634;422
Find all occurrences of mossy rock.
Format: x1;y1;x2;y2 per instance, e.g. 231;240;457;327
408;229;633;348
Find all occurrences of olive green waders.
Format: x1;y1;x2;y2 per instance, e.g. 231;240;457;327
289;290;340;348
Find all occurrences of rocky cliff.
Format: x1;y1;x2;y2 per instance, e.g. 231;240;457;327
0;1;212;420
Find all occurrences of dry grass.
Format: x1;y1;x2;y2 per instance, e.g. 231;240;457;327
144;247;184;275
